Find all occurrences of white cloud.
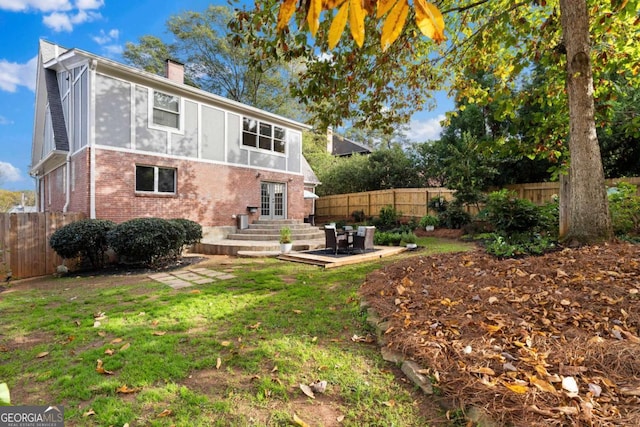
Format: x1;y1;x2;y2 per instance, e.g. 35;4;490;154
102;44;123;56
92;28;118;45
0;0;71;12
405;114;446;142
0;56;37;92
0;161;22;182
43;8;100;31
0;0;104;32
0;116;13;125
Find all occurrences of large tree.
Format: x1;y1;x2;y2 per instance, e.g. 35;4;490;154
234;0;640;244
124;5;305;120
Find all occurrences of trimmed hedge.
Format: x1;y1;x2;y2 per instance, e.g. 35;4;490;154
49;219;116;269
107;218;186;266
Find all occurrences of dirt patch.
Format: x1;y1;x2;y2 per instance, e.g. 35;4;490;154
414;228;465;239
360;242;640;426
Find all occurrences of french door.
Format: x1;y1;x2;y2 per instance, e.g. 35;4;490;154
260;182;286;219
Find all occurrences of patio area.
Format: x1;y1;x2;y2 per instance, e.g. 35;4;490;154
277;245;407;268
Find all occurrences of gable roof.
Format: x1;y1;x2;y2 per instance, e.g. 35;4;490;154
331;134;371;157
301;156;321;185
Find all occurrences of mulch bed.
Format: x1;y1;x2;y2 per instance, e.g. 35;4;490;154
359;242;640;426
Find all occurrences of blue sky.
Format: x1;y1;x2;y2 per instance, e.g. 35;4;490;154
0;0;452;192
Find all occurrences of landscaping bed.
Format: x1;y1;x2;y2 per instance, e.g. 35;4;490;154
360;242;640;426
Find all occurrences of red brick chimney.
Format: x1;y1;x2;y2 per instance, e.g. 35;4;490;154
165;59;184;84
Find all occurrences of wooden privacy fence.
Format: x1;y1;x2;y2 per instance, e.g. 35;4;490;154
0;212;85;280
315;188;457;219
315;177;640;220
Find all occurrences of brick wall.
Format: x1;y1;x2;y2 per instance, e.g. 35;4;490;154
93;149;305;226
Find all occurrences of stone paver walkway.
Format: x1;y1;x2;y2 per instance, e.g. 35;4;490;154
148;268;236;290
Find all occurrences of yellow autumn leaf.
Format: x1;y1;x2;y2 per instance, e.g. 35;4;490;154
116;384;141;394
324;0;348;8
469;366;496;376
529;375;557;393
377;0;397;18
307;0;323;37
277;0;298;31
349;0;366;47
293;413;311;426
504;382;529;394
414;0;445;43
329;1;349;49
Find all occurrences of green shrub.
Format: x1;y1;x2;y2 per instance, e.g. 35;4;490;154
373;205;401;230
107;218;185;267
484;233;556;258
438;205;471;229
399;231;417;245
351;210;366;222
169;218;203;245
483;189;543;234
49;219;115;269
419;214;439;228
373;231;403;246
608;182;640;236
428;197;448;214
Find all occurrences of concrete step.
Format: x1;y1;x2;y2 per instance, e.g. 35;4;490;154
194;238;325;256
226;231;325;241
245;223;315;231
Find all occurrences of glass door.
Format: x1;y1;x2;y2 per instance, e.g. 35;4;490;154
260;182;286;219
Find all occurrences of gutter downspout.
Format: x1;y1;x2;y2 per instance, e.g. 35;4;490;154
63;155;71;212
89;59;97;219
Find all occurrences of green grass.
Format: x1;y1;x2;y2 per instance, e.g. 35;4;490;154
0;238;473;426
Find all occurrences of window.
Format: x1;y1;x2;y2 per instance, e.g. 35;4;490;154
135;165;176;194
242;117;286;153
152;90;180;129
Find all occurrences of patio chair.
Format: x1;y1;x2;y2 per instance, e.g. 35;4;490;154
352;226;375;253
324;226;349;255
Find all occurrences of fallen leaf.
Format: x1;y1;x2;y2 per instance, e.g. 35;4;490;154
110;338;123;344
93;321;101;328
469;366;495;376
381;399;396;407
293;413;310;427
74;320;81;326
152;331;166;336
216;357;222;369
396;284;406;295
151;320;159;326
293;309;303;314
82;409;96;417
588;383;602;397
157;409;172;417
104;349;114;356
488;296;498;304
271;365;278;373
36;351;49;358
337;415;345;422
116;385;141;394
221;341;231;347
95;359;113;375
556;269;568;278
97;331;106;337
247;322;261;329
529;375;557;394
190;290;201;294
120;343;130;351
299;384;315;399
562;376;579;394
504;382;528;394
620;385;640;396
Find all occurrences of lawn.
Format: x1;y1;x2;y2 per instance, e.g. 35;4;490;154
0;237;473;426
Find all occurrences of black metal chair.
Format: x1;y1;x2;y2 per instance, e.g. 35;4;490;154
324;226;349;255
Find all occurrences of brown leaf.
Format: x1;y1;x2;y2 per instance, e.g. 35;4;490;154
110;338;123;344
36;351;49;358
529;375;557;394
104;348;114;356
152;331;166;336
468;366;495;376
116;385;141;394
95;359;113;375
216;357;222;369
221;341;231;347
120;343;130;351
247;322;261;330
82;409;96;417
620;385;640;396
157;409;172;417
292;309;303;314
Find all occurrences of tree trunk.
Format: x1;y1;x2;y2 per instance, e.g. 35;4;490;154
558;0;612;244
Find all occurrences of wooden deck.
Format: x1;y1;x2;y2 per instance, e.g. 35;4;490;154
277;246;406;268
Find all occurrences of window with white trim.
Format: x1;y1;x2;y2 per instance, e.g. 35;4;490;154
135;165;176;194
242;117;286;153
152;90;180;129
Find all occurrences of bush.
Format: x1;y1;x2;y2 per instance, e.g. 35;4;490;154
438;205;472;229
49;219;115;269
484;233;556;258
374;231;403;246
483;189;543;234
373;205;401;230
608;182;640;236
419;214;439;228
169;218;203;245
107;218;185;267
351;210;366;223
399;231;417;245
